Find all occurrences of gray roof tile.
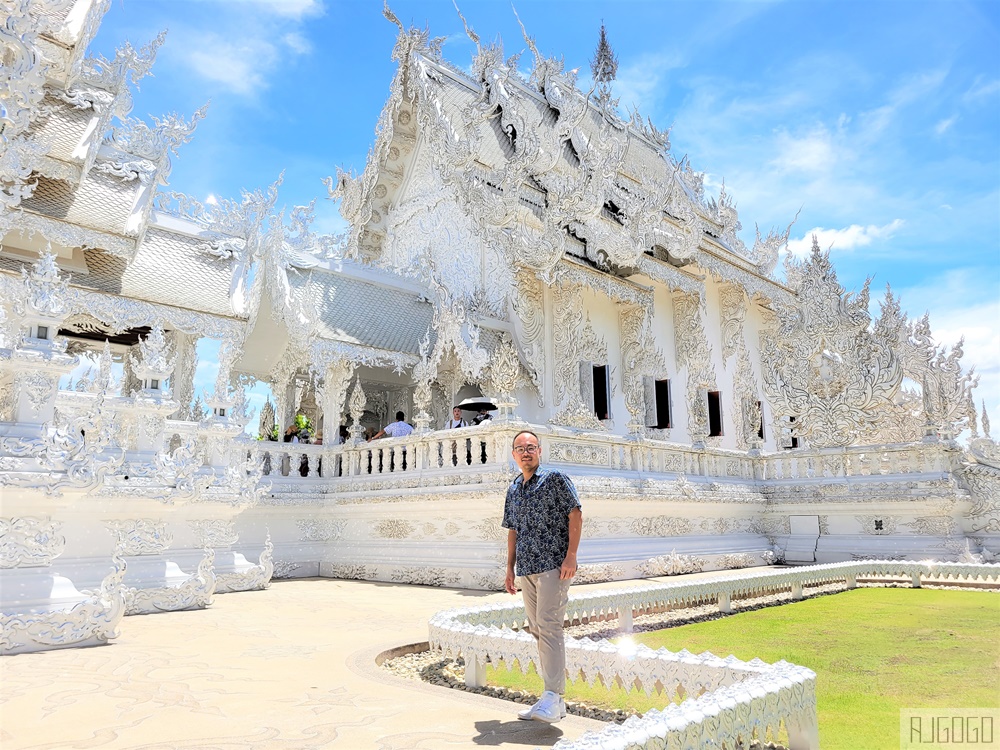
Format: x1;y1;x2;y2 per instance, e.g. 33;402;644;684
289;270;433;354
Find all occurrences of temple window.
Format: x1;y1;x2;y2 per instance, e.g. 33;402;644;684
644;377;672;429
581;362;611;421
593;364;611;420
36;325;48;340
757;401;765;439
707;390;723;437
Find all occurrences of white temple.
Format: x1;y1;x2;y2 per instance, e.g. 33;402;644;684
2;0;998;656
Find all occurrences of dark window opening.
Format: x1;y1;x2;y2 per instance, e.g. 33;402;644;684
602;200;625;225
785;415;800;449
653;379;672;428
593;365;610;420
37;325;49;340
707;390;723;437
150;379;159;390
505;124;517;150
757;401;764;439
564;140;581;168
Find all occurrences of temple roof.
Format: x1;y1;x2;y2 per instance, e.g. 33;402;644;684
0;226;240;320
288;270;433;355
21;172;137;237
31;94;98;163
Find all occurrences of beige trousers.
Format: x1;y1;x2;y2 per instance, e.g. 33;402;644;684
520;568;572;694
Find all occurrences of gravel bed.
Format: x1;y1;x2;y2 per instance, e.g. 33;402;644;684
382;581;996;733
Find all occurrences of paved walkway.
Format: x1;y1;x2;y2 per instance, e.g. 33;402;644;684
1;569;769;750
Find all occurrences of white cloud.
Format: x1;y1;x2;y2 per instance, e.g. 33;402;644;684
769;125;839;175
857;68;949;138
166;2;322;96
613;51;684;120
282;31;312;56
254;0;324;20
962;76;1000;103
934;115;958;135
182;34;275;95
787;219;905;256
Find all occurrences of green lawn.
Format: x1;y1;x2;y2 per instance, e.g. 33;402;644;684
486;588;1000;749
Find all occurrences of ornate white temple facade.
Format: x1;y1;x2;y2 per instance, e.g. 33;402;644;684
2;1;998;655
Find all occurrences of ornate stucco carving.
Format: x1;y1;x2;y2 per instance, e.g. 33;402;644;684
1;554;126;656
123;548;215;616
510;269;546;403
190;520;238;548
550;281;607;430
619;303;668;436
760;238;903;448
673;290;716;442
106;519;172;556
0;517;65;568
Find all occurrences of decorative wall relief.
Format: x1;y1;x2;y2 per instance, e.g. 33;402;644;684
548;441;610;466
574;563;625;584
373;518;415;539
0;517;66;568
124;549;215;615
550;282;607;430
908;516;955;537
190;519;238;548
856;515;897;536
760;238;904;448
636;550;706;577
619;303;668;437
717;552;759;569
390;567;462;587
629;516;692;537
106;519;172;556
215;535;273;594
472;518;505;541
1;555;127;656
672;291;716;442
297;519;346;542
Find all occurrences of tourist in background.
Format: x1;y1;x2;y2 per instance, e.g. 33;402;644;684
369;411;414;441
444;406;468;429
503;430;582;724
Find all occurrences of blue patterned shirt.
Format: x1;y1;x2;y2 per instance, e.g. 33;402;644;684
502;468;581;577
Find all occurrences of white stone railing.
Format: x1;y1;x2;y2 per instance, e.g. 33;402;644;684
428;560;1000;750
762;442;955;481
251;423;959;489
254;424;509;482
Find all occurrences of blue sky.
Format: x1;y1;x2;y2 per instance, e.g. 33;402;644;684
87;0;1000;429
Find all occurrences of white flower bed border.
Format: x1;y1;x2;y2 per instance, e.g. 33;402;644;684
428;560;1000;750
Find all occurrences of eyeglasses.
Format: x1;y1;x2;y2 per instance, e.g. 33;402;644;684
513;445;539;455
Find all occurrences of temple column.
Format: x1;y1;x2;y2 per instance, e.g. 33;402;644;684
169;330;198;419
319;360;355;442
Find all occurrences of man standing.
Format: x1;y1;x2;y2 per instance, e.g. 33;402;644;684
503;430;582;724
369;411;414;441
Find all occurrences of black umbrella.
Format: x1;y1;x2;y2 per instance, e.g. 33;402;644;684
457;397;497;411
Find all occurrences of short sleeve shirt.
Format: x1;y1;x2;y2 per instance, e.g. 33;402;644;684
383;421;414;438
502;468;581;577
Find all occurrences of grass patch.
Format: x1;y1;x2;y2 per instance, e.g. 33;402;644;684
486;588;1000;749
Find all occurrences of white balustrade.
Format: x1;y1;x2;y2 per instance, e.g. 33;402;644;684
429;560;1000;750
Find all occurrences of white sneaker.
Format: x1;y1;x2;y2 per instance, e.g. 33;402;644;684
530;690;566;724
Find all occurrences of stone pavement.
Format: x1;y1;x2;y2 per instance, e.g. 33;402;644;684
0;568;771;750
1;578;607;750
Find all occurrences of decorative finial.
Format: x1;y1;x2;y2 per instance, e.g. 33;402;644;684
590;22;618;85
983;400;991;439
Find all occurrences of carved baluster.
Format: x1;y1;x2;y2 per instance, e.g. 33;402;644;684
308;450;320;478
